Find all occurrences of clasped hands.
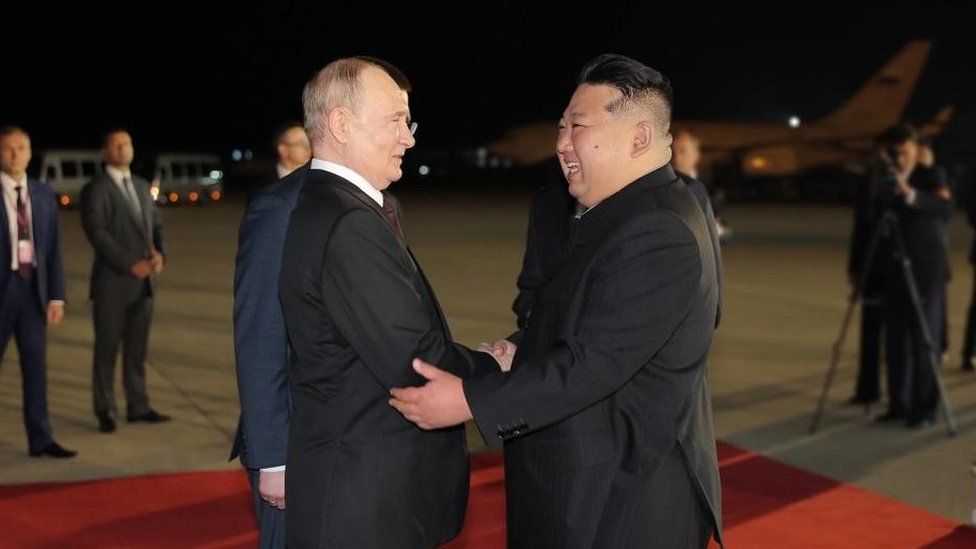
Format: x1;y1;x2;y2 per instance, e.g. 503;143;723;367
130;248;165;279
389;338;515;430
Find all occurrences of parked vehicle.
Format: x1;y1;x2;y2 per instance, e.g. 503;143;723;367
36;149;103;207
148;153;224;206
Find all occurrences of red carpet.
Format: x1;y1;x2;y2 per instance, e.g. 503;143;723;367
1;442;974;548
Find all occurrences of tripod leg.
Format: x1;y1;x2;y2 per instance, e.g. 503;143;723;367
811;205;888;434
888;216;957;436
810;294;860;434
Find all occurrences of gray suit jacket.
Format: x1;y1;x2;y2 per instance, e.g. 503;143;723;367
80;171;165;302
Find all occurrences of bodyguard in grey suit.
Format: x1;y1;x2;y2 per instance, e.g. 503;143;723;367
80;129;169;434
392;54;723;548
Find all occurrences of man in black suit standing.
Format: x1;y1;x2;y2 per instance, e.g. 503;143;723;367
80;129;169;434
873;123;951;428
278;56;506;549
392;54;723;548
229;121;310;549
0;126;75;459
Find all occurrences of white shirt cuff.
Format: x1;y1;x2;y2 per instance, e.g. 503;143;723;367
260;465;286;472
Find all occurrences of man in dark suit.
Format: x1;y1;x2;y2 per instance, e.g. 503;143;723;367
229;122;310;549
392;54;723;548
0;125;75;459
961;169;976;372
511;149;722;344
80;129;169;434
277;57;505;549
874;123;951;429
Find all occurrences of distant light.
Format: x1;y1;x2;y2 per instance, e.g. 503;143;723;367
231;149;243;161
788;116;801;128
209;169;223;179
418;165;430;176
244;149;254;160
750;157;768;169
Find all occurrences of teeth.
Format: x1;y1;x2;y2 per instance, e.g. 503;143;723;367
566;162;580;172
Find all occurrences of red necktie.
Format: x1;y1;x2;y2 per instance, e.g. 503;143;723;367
382;200;403;237
14;185;33;279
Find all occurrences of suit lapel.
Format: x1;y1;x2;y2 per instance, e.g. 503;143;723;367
0;188;9;265
27;179;45;252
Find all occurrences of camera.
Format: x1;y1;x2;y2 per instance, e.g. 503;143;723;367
884;147;901;168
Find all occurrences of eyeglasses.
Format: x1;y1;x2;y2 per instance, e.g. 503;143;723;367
397;120;418;138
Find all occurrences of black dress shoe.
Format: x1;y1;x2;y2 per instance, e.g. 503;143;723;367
907;416;935;429
97;413;117;433
127;409;172;423
875;410;905;423
30;442;77;458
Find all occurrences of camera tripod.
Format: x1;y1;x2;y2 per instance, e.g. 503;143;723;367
810;207;957;436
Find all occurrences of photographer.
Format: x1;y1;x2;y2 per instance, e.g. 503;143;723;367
874;123;951;429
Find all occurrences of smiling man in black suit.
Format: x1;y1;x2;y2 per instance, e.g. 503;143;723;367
391;54;724;548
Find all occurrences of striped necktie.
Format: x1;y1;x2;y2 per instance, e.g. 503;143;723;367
14;185;33;279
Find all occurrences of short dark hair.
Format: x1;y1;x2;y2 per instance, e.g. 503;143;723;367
102;128;130;146
271;121;304;149
577;53;672;125
878;122;917;146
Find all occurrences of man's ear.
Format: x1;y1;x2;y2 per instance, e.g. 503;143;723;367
633;120;653;157
329;107;349;144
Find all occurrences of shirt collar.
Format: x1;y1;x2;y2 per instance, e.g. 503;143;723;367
310;158;384;207
105;165;132;185
0;171;27;194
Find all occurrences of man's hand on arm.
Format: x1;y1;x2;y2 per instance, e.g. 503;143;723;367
389;359;473;429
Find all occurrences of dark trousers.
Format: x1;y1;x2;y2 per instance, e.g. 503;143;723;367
854;297;884;402
247;467;287;549
883;284;942;421
91;287;153;417
0;273;54;452
962;266;976;363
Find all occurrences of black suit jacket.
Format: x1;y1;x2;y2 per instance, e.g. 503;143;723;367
278;168;496;548
464;165;722;548
0;179;65;312
884;164;951;296
80;172;165;302
512;171;722;340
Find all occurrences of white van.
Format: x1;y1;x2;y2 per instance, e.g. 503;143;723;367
149;153;224;206
36;149;104;207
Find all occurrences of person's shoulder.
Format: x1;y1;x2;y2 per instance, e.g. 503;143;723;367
28;177;55;197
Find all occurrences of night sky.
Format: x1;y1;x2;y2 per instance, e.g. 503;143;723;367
3;3;975;166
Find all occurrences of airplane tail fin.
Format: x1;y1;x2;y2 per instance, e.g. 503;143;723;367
918;104;955;137
819;40;932;134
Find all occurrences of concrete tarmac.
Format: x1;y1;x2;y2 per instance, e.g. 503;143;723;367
2;185;976;526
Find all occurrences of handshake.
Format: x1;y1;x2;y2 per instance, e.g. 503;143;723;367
477;338;517;372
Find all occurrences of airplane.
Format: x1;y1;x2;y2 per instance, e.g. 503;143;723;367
485;40;947;182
